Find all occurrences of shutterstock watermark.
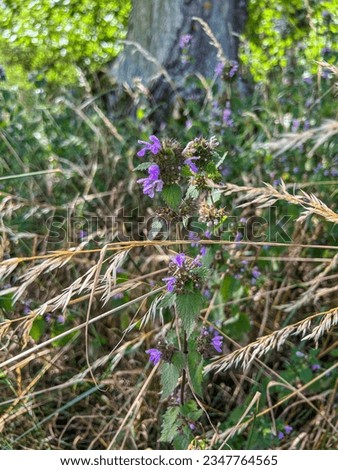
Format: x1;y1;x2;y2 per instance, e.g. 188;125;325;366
44;206;299;246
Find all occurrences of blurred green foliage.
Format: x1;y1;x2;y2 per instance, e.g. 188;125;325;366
0;0;131;85
242;0;338;81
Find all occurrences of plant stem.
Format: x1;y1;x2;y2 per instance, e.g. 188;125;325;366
180;331;188;405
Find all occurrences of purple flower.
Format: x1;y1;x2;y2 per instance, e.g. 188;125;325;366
223;104;234;127
234;232;243;243
146;348;162;365
252;267;261;279
179;34;192;49
291;119;300;133
57;315;65;324
137;164;163;198
163;276;176;292
185;119;193;130
113;292;123;299
296;351;306;358
303;76;313;85
311;364;321;372
137;135;161;157
203;288;211;299
278;431;285;440
205;230;212;239
172;253;186;268
215;61;224;76
305;98;312;108
200;246;207;256
189;231;200;247
191;255;202;267
284;425;293;435
211;335;223;353
78;230;87;240
23;303;31;315
185;156;200;173
321;69;330;79
188;423;196;430
229;60;238;78
221;165;231;177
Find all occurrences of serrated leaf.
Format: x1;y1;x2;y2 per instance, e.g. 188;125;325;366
172;351;186;371
133;161;152;172
176;292;204;336
220;275;235;302
207;188;222;204
191;266;210;281
161;361;181;399
161;184;182;211
148;218;165;240
160;407;181;443
158;292;176;309
173;426;194;450
186;185;199;200
188;349;204;396
180;400;203;420
225;312;251;340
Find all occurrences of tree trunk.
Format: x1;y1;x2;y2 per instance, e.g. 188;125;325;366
108;0;247;115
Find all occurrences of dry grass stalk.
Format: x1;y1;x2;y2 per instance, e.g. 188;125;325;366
256;119;338;158
204;307;338;374
220;180;338;224
281;254;338;312
192;17;226;63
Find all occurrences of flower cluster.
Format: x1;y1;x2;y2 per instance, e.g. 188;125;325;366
162;252;206;294
182;137;219;173
198;202;227;228
179;34;193;64
179;34;192;49
197;326;224;358
136;135;222;200
152;138;183;185
215;60;238;80
222;102;234;128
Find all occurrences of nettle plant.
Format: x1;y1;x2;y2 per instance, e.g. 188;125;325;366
135;134;229;449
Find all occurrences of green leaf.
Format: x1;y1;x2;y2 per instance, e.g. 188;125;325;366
220;275;235;302
173;426;194;450
161;362;181;399
133;161;152;172
161;184;182;211
171;351;186;371
180;400;203;420
158;292;177;309
30;316;46;342
188;349;204;396
160;407;181;443
176;292;204;336
186;185;199;200
191;266;210;281
225;311;251;340
0;293;13;313
148;218;165;240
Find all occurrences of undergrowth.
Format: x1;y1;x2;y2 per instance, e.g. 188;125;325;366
0;24;337;451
